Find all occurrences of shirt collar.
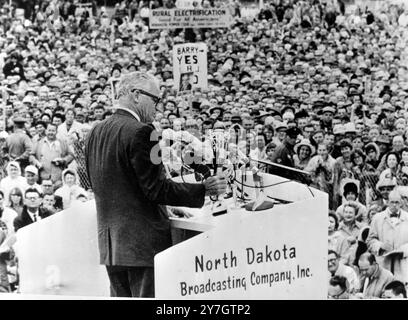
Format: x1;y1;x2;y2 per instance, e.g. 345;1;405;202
27;209;39;221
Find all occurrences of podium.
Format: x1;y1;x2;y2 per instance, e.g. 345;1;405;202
155;172;328;299
15;172;327;299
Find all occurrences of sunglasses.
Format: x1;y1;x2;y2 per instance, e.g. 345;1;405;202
131;88;161;106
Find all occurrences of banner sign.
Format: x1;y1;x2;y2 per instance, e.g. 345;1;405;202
149;8;232;29
75;3;93;17
173;43;208;92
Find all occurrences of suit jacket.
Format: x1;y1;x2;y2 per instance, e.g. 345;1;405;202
85;110;206;267
13;206;53;232
360;265;394;298
367;209;408;281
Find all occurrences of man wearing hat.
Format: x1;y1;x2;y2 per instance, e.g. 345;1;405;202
375;135;391;161
6;116;33;171
320;105;336;133
208;106;224;120
272;121;287;147
24;165;42;194
270;126;302;168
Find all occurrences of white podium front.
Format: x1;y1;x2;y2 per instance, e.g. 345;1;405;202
15;201;110;297
155;172;328;299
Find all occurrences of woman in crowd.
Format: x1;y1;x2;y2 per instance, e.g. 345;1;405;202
0;162;26;206
378;151;401;183
7;187;24;217
336;203;362;266
328;212;341;252
54;169;87;210
293;139;315;170
350;148;377;205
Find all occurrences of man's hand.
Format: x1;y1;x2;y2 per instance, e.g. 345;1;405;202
204;175;227;197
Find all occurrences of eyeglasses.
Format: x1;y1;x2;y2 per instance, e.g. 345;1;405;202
131;88;161;107
11;194;21;197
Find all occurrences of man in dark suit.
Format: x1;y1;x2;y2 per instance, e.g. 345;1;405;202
85;72;226;298
14;188;53;232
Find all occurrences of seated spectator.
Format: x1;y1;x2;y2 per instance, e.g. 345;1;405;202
13;188;53;232
328;250;359;293
328;275;350;299
328;212;342;252
381;280;407;299
356;252;394;299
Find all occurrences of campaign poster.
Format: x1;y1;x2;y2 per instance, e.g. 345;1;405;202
173;43;208;93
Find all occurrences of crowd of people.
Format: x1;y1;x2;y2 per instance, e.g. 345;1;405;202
0;0;408;298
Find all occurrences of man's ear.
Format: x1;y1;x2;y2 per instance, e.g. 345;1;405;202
131;89;140;104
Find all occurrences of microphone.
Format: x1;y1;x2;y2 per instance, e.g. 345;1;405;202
243;158;275;212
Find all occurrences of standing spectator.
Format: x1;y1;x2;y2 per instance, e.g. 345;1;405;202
270;127;301;167
336;203;363;266
332;140;354;208
0;190;17;234
57;109;83;142
5;117;33;172
367;190;408;283
0;162;26;207
7;187;24;217
23;165;42;194
305;143;336;204
293;139;315;170
3;52;25;80
30;123;74;185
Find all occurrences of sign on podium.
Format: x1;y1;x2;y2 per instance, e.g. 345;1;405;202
155;173;328;299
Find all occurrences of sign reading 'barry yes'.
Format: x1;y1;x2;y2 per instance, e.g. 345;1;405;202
155;196;328;299
149;8;232;29
173;43;207;92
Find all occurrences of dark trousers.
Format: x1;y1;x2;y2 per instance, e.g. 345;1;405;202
105;266;155;298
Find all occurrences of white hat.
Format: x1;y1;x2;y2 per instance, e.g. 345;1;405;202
22;95;33;104
25;165;38;176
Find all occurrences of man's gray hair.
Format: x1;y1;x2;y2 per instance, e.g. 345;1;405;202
116;72;159;99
